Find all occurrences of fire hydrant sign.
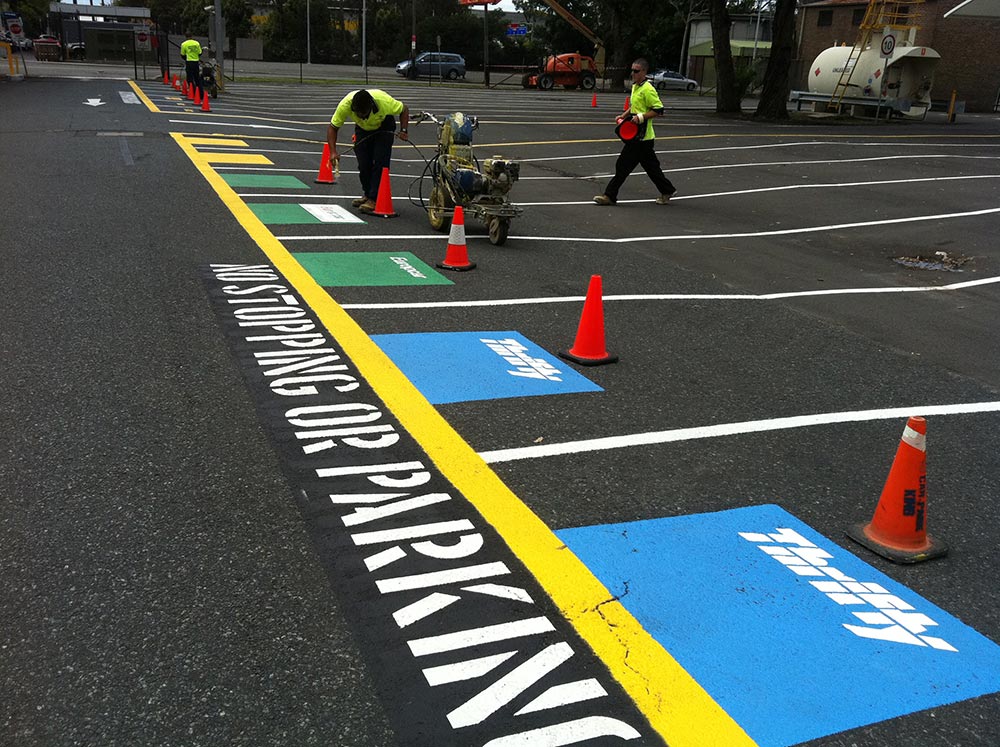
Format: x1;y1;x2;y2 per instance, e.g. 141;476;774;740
556;504;1000;747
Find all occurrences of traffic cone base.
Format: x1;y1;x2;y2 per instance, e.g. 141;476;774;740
844;416;947;564
314;143;336;184
437;205;475;271
845;522;947;564
373;166;398;218
558;275;617;366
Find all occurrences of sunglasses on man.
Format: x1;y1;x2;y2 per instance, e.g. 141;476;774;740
630;68;643;74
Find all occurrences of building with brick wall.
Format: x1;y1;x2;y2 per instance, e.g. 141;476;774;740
796;0;1000;111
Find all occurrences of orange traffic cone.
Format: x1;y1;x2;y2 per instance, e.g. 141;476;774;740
194;86;202;105
372;167;398;218
172;75;180;91
201;90;211;112
314;143;336;184
182;79;188;96
559;275;618;366
591;92;597;107
845;417;947;563
436;205;475;271
162;70;169;85
624;96;630;111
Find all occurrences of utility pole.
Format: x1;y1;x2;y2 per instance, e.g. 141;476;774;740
306;0;311;64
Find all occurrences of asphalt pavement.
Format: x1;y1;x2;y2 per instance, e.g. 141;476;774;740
2;69;999;747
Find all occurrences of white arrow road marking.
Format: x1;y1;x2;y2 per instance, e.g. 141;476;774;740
83;98;105;107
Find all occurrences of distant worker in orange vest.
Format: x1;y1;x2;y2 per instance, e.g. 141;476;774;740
180;33;203;98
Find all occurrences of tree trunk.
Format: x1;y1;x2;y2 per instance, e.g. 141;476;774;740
754;0;796;119
708;0;740;113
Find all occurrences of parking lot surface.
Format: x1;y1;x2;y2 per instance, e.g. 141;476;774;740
2;73;999;747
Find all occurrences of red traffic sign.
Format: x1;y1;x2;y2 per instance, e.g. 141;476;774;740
10;22;22;34
880;32;896;58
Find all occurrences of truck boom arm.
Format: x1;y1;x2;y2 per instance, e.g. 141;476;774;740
537;0;606;74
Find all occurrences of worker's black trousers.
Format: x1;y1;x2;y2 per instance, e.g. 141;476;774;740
185;61;202;95
355;116;396;201
604;138;675;200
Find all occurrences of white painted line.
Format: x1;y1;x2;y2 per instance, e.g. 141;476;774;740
392;592;460;629
169;119;314;132
477;401;1000;463
408;616;555;657
276;204;1000;244
376;562;511;594
513;174;1000;207
423;651;518;686
338;275;1000;309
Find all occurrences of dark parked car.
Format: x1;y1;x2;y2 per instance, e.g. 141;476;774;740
396;52;466;80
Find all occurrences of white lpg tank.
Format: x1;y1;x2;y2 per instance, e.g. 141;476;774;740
809;32;940;116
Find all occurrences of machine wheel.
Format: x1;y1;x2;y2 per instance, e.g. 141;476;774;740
581;73;596;90
521;74;533;88
538;74;554;90
447;68;459;80
686;82;696;91
488;217;510;246
428;186;451;232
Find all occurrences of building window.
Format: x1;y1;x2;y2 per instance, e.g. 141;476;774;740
818;9;833;26
852;8;866;25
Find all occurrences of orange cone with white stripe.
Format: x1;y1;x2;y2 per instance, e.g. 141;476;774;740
172;75;181;91
201;90;212;112
559;275;618;366
436;205;475;271
846;417;947;563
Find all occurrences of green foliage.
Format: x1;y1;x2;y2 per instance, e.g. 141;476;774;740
8;0;51;36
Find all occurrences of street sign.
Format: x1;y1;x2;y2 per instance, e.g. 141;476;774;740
505;23;529;36
880;30;896;58
135;29;151;51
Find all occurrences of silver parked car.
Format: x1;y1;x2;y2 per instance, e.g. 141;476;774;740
651;69;699;92
395;52;466;80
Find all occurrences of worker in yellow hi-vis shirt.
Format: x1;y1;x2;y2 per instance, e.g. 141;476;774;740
327;89;410;214
180;33;203;98
594;57;677;206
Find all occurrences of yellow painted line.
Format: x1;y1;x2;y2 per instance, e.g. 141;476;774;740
127;79;160;113
201;153;274;165
186;137;249;147
174;129;757;746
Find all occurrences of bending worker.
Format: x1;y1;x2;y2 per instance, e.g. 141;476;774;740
180;33;202;98
327;89;409;214
594;58;676;206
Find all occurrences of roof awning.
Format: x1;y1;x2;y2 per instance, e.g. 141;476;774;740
688;39;772;57
944;0;1000;17
888;44;941;62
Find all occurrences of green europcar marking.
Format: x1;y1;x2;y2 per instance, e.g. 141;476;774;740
220;174;309;189
292;252;453;287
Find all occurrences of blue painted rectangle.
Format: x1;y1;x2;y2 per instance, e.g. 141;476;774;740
370;331;602;404
556;505;1000;747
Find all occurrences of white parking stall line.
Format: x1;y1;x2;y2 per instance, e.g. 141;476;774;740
276;205;1000;243
477;401;1000;464
338;275;1000;310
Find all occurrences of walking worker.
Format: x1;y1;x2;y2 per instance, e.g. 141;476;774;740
594;58;676;206
327;89;410;214
180;33;203;98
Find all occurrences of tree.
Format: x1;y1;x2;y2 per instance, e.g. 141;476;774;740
754;0;795;119
707;0;741;112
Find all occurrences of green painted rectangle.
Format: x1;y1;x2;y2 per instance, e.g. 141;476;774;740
221;174;309;189
247;203;366;225
292;252;453;287
248;203;320;224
